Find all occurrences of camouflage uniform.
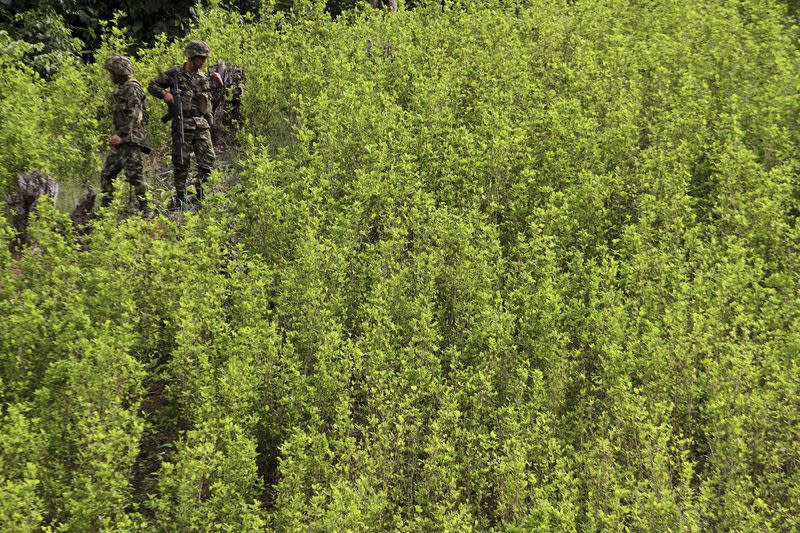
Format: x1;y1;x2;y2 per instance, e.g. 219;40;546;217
101;56;150;214
148;40;216;207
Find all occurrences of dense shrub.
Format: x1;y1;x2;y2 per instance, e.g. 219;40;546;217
2;0;799;529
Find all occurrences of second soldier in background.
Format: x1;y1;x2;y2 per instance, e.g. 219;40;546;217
149;40;222;209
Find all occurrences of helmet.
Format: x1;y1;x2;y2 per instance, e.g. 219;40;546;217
185;40;211;59
104;55;133;76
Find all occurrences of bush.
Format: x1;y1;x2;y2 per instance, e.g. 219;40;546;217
2;0;799;529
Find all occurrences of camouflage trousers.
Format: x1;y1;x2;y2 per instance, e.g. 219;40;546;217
100;144;147;204
172;127;215;199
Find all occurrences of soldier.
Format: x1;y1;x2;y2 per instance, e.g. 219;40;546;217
101;55;152;217
148;40;223;209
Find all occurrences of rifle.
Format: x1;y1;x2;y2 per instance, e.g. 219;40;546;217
160;72;185;165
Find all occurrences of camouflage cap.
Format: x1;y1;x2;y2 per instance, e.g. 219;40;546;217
104;55;133;76
185;40;211;59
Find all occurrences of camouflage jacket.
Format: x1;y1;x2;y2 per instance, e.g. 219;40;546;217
112;77;146;145
148;64;214;131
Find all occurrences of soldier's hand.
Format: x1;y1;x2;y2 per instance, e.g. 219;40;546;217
164;92;175;105
211;72;224;86
109;134;122;146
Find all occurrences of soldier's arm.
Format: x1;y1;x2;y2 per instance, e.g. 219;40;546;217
202;76;215;127
147;70;172;99
116;83;144;141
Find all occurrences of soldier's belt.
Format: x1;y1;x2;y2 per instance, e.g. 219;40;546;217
162;109;203;123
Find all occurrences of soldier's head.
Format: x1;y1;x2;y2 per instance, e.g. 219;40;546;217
104;55;133;84
184;40;211;71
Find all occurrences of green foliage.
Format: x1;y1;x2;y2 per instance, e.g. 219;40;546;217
0;404;45;532
2;0;800;530
151;418;265;531
0;9;80;76
0;35;101;198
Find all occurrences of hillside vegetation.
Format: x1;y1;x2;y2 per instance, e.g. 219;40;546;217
2;0;800;530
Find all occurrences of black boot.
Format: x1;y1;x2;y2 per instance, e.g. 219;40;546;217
172;180;187;212
139;198;154;219
173;190;187;212
195;182;204;204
